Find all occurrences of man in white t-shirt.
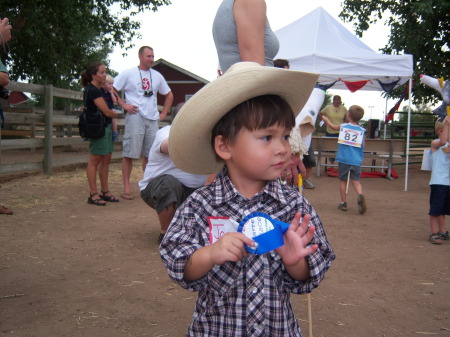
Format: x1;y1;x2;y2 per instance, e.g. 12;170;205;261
139;125;207;243
114;46;174;200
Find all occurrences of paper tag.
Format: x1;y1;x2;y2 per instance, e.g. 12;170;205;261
338;125;363;148
240;216;274;239
207;217;239;244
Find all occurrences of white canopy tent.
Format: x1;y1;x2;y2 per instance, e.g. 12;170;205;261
275;7;414;190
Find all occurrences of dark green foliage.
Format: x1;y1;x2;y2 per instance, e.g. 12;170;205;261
0;0;170;90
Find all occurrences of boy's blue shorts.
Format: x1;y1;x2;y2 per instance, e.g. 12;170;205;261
429;184;450;216
338;162;361;181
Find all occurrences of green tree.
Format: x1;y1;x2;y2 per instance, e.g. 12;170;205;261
340;0;449;105
1;0;171;89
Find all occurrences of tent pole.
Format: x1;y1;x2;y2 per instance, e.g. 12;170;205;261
383;95;388;140
404;78;412;191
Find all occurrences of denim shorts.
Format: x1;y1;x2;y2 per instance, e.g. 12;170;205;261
338;162;361;181
429;184;450;216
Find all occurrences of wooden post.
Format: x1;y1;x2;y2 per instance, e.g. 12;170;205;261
44;84;53;175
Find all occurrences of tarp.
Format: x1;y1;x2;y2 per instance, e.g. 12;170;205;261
275;7;413;92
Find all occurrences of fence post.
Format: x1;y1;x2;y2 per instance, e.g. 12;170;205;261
44;84;54;175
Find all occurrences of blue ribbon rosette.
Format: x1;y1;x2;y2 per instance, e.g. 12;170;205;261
237;212;290;254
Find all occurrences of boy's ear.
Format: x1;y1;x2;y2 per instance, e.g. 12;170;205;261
214;135;232;160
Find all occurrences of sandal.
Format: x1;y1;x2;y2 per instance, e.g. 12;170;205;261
100;191;119;202
430;233;442;245
88;193;106;206
438;231;450;240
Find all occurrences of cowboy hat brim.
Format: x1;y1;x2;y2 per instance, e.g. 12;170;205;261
169;62;319;175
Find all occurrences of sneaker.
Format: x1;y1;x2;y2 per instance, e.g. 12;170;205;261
357;194;367;214
337;202;347;211
112;131;119;143
0;204;13;215
439;231;450;240
303;178;315;190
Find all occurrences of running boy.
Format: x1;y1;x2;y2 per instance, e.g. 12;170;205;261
321;105;367;214
427;116;450;244
160;62;335;336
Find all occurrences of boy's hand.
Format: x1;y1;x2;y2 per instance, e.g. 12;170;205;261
209;233;254;265
276;213;318;266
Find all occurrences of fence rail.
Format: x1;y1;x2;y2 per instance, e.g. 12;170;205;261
1;81;128;177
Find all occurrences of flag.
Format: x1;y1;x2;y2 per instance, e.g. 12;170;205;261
339;78;372;92
384;83;410;123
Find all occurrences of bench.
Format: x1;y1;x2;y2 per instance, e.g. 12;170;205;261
311;137;406;180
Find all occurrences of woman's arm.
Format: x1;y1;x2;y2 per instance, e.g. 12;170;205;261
93;97;119;119
234;0;266;65
0;72;9;87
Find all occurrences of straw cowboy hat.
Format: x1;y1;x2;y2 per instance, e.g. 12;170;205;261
169;62;319;175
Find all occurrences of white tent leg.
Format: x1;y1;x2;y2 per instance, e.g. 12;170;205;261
404;78;412;191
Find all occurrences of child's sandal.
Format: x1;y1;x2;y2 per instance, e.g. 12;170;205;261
430;233;442;245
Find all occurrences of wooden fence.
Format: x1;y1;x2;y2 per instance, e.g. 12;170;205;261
0;81;168;177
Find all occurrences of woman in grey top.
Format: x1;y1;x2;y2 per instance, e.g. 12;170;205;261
212;0;280;73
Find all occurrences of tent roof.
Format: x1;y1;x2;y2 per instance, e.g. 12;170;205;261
275;7;413;91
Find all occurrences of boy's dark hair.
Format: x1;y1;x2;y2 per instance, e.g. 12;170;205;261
273;59;290;69
348;105;364;122
211;95;295;147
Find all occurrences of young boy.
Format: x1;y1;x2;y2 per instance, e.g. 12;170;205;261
102;75;120;142
160;62;335;336
428;116;450;244
321;105;367;214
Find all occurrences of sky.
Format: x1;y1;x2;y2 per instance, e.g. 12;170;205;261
109;0;407;121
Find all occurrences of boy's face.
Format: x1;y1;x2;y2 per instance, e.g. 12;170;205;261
222;124;292;189
103;81;113;91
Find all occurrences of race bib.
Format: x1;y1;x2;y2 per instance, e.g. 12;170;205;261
338;125;364;148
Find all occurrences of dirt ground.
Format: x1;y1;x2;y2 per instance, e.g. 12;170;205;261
0;154;449;337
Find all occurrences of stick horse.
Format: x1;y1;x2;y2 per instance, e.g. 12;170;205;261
420;74;450;141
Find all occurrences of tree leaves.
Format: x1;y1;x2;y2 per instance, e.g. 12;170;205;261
1;0;171;89
340;0;449;105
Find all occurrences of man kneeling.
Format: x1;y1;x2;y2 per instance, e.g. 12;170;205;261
139;124;207;243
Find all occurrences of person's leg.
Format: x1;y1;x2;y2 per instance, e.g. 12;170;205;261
158;203;176;234
339;180;347;203
112;118;119;142
302;141;316;189
142;156;148;172
121;156;134;197
86;154;106;205
430;215;442;244
121;114;144;198
352;180;363;195
337;163;348;211
141;175;185;243
141;119;158;172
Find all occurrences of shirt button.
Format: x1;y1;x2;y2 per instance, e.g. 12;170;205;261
252;287;258;294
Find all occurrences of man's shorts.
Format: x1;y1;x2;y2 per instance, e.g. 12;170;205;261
122;113;159;159
89;124;113;155
338;162;361;181
140;174;197;214
302;142;316;168
429;185;450;216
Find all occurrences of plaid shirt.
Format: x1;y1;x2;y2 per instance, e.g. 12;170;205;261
160;168;335;337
